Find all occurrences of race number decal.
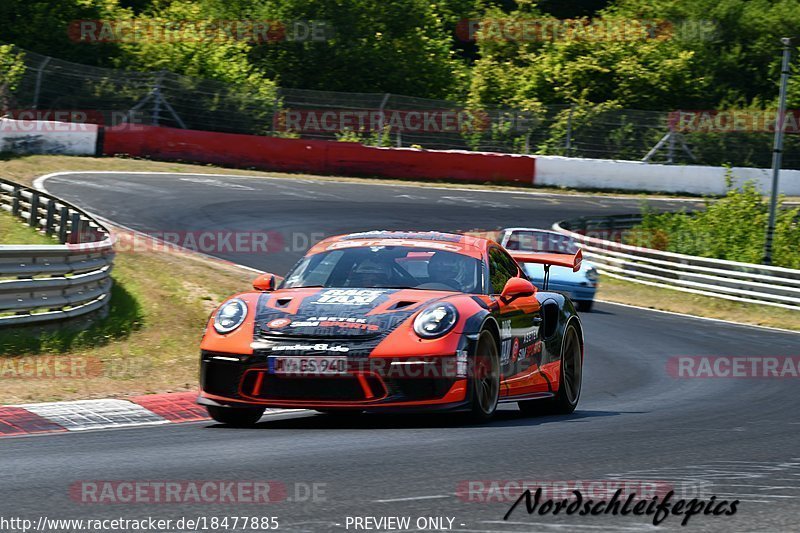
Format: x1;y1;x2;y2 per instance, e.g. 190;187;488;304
314;289;384;306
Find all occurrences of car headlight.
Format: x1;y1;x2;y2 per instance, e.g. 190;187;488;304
213;298;248;334
586;267;599;283
413;303;458;338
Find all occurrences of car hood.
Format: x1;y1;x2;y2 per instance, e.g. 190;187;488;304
254;287;455;342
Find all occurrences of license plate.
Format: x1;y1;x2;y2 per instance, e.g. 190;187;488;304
271;356;348;376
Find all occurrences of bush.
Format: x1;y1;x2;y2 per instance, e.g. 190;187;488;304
0;45;25;101
627;178;800;268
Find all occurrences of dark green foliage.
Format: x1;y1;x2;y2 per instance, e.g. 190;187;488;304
2;0;800;162
628;179;800;268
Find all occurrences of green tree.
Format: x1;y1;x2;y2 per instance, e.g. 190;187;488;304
203;0;467;99
112;1;268;86
467;5;707;111
0;0;123;66
0;45;25;111
607;0;800;108
0;45;25;92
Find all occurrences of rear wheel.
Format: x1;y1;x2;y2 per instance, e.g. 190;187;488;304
575;300;594;312
467;330;500;423
519;323;582;416
207;405;265;427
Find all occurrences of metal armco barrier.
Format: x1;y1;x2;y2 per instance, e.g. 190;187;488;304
554;215;800;310
0;178;114;326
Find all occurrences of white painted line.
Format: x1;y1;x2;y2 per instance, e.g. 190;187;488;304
97;214;266;275
3;399;313;439
401;530;517;533
710;493;797;499
16;399;168;431
438;195;510;208
178;176;256;190
595;299;800;335
721;485;800;490
483;521;657;531
37;182;265;276
371;494;453;503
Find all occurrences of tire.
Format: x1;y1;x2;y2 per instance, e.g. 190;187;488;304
518;322;582;416
467;330;501;423
206;405;265;427
575;300;594;312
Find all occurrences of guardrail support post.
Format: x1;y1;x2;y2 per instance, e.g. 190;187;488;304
28;192;39;227
69;212;81;244
58;206;69;243
11;186;20;216
45;200;56;235
78;219;88;243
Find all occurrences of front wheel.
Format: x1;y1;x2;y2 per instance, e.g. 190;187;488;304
207;405;265;427
467;330;500;423
519;322;582;416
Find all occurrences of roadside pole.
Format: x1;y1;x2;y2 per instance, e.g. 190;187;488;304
763;37;792;265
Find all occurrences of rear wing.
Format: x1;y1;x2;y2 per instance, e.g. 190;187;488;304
509;249;583;272
509;249;582;291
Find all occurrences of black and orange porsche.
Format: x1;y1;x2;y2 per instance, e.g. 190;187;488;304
198;231;584;426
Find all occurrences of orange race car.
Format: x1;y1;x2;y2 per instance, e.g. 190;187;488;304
198;231;584;426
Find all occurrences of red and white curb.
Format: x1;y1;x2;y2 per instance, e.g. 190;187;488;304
0;392;295;437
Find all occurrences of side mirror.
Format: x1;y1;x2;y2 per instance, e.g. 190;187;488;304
253;273;278;292
501;277;536;301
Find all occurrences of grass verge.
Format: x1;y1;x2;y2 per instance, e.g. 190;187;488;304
597;276;799;331
0;210;253;404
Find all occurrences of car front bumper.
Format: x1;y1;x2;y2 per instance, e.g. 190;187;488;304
198;351;471;410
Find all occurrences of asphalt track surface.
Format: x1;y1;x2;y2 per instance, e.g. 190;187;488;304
3;172;798;533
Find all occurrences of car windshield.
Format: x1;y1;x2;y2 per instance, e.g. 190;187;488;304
282;245;483;293
505;230;579;254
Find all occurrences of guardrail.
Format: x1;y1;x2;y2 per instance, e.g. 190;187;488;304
0;178;115;326
554;214;800;310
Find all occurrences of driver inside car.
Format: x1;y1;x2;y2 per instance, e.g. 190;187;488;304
346;257;394;287
426;252;469;291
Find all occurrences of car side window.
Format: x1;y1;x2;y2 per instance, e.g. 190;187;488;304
488;247;519;294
